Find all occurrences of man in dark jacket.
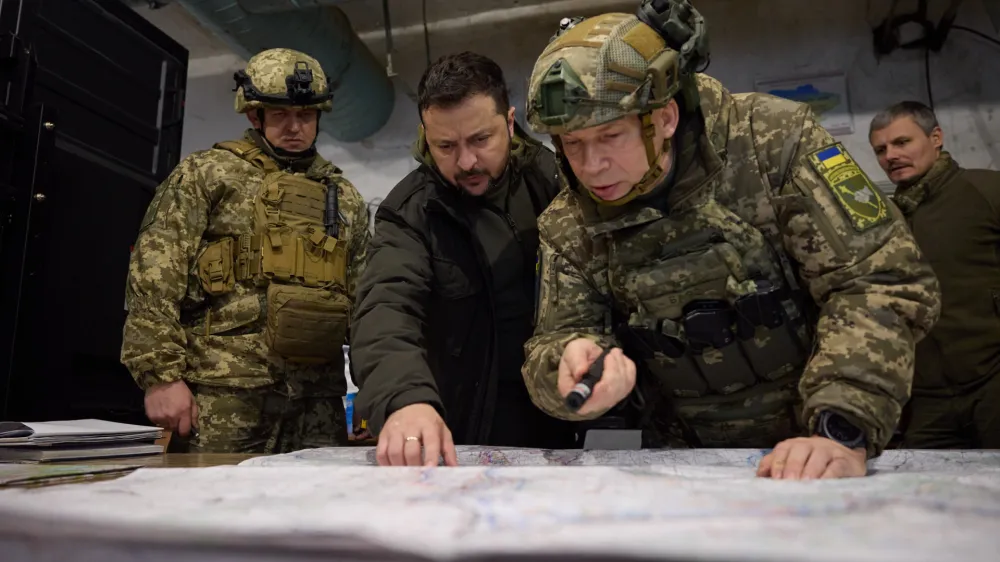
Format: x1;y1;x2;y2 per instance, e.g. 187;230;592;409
870;101;1000;449
351;52;576;466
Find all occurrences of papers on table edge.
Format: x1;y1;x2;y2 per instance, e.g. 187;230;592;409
0;419;162;446
0;419;163;463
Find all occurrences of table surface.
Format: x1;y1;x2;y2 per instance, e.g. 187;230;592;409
54;453;262;468
2;447;998;562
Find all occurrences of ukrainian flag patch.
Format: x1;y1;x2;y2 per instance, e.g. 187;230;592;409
808;143;889;232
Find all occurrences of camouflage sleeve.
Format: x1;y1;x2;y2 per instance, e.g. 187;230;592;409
121;156;212;391
766;106;941;456
339;178;371;300
522;231;617;422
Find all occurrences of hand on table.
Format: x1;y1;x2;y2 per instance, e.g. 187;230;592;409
376;403;457;467
757;436;866;479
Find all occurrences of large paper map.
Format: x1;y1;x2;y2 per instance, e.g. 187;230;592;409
237;445;1000;472
1;447;998;562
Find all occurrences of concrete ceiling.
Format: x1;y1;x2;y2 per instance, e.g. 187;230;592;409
131;2;234;60
338;0;570;35
130;0;639;61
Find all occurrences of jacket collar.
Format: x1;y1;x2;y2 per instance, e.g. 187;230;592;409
892;151;960;215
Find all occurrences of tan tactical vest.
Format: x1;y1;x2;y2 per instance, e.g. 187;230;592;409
609;189;811;448
197;139;351;365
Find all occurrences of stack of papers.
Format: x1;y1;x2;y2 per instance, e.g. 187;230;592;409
0;419;163;463
0;463;141;487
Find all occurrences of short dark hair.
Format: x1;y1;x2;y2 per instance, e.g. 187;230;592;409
869;101;940;138
417;52;510;117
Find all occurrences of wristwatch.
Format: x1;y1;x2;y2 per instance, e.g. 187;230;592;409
814;410;867;450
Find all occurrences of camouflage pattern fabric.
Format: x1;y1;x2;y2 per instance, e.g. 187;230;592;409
235;48;333;114
522;73;941;458
526;12;671;136
172;381;349;454
121;128;370;452
525;12;707;207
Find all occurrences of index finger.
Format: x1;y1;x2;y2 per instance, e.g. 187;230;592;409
190;398;200;431
441;428;458;466
576;354;626;416
421;425;442;468
376;432;390;466
559;343;606;398
576;374;617;416
176;409;191;437
756;452;774;477
557;354;579;397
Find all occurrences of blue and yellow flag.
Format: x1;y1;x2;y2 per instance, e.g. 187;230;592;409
807;142;889;232
815;145;848;169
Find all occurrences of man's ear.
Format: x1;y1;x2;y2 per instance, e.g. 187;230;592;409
656;100;680;139
247;111;261;129
507;106;516;137
929;125;944;152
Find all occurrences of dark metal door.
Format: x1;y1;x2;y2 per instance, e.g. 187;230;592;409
0;0;187;422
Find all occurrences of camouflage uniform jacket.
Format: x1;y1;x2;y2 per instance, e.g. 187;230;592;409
523;75;941;457
121;130;370;394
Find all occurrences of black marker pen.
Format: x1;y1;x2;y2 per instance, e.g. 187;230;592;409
565;348;611;412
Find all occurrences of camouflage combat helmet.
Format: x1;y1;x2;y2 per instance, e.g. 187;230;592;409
233;48;334;114
526;0;708;205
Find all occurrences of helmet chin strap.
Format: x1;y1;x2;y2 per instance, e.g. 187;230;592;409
581;111;672;207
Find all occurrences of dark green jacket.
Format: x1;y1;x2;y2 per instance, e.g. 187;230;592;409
350;122;564;443
893;152;1000;394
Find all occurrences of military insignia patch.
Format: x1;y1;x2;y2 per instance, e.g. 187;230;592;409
139;181;170;232
807;143;889;232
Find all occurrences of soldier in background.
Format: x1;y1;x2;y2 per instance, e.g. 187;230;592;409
121;48;370;453
870;101;1000;449
522;1;940;478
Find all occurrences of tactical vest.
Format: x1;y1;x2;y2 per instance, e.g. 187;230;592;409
608;191;811;448
196;139;351;364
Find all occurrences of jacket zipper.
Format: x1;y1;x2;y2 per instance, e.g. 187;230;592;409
427;196;499;445
502;212;523;244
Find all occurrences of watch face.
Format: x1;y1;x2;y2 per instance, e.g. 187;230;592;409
826;413;863;444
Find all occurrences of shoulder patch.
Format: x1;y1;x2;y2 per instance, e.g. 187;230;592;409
807;143;889;232
139;178;173;232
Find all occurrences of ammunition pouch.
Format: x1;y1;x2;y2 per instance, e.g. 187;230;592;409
258;224;346;288
621;278;804;399
255;172;347;289
197;237;236;296
617;277;806;447
200;139;352;365
265;283;350;364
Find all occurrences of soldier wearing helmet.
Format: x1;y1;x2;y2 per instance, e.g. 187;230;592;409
122;48;371;453
522;1;941;479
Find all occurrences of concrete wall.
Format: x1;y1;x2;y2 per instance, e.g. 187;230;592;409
176;0;1000;210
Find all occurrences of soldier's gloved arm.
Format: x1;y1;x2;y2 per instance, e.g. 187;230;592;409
350;206;443;436
523;234;618;422
769;106;941;458
121;157;213;391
